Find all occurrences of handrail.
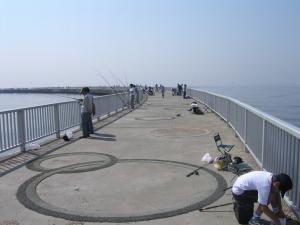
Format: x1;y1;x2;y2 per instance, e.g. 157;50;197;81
0;92;130;114
199;89;300;138
0;91;146;154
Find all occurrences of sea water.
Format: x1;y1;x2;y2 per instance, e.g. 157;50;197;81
195;86;300;128
0;93;80;111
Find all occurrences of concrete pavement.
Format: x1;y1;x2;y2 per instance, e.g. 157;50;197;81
0;92;263;225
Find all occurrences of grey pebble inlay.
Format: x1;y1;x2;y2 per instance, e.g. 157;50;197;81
17;156;227;222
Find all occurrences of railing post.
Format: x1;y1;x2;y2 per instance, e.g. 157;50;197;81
226;99;230;127
233;104;238;137
17;110;26;152
244;108;248;152
54;104;60;138
214;96;216;111
261;119;266;170
122;93;125;110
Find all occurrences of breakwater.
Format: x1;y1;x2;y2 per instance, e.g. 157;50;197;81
0;87;127;95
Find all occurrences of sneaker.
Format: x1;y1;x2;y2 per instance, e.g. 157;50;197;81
248;217;261;225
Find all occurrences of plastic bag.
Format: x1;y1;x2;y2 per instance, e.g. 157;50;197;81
66;131;73;139
63;131;73;141
201;153;213;164
27;143;40;150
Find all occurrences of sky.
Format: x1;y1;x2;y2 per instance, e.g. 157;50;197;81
0;0;299;88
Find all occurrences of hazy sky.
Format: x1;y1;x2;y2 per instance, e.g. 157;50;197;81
0;0;299;88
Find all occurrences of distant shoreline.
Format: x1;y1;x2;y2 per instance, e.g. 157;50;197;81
0;86;127;95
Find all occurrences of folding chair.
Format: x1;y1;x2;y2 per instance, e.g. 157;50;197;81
213;132;235;155
213;133;235;171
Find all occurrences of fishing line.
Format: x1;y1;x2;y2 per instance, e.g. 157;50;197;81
108;69;127;87
42;93;81;101
90;67;128;106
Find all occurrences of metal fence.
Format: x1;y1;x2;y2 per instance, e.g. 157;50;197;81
188;88;300;217
0;91;146;154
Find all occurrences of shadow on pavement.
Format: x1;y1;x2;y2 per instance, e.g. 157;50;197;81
93;133;116;138
88;136;116;141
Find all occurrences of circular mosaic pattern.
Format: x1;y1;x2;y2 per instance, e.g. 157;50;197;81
135;116;175;121
151;128;210;138
17;158;226;222
26;152;117;173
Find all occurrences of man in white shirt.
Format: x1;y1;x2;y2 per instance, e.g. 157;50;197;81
232;171;292;225
80;87;94;138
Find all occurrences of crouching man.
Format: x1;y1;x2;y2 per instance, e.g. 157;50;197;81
188;102;204;115
232;171;292;225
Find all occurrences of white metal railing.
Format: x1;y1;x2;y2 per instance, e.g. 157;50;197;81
0;91;147;154
188;88;300;218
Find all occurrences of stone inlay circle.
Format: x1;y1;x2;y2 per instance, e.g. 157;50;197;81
26;152;117;173
151;128;209;138
135;116;175;121
17;158;227;222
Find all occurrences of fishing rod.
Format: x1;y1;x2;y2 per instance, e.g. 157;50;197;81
108;69;128;88
186;166;204;177
108;69;144;105
123;71;129;87
91;67;129;106
42;93;81;101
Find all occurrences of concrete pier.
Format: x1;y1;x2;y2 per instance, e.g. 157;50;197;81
0;92;286;225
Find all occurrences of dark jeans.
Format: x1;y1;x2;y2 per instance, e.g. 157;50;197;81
81;112;94;137
130;96;135;109
233;191;257;224
232;190;258;203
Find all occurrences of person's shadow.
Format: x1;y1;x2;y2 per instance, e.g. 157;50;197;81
89;133;116;141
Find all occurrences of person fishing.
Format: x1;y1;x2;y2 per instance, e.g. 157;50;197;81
188;101;203;114
80;87;94;138
232;171;292;225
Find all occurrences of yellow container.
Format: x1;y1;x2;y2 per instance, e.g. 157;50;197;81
214;160;225;170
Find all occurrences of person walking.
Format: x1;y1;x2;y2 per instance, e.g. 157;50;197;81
232;171;292;225
135;85;140;104
183;84;187;99
161;85;165;98
80;87;94;138
129;84;135;109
